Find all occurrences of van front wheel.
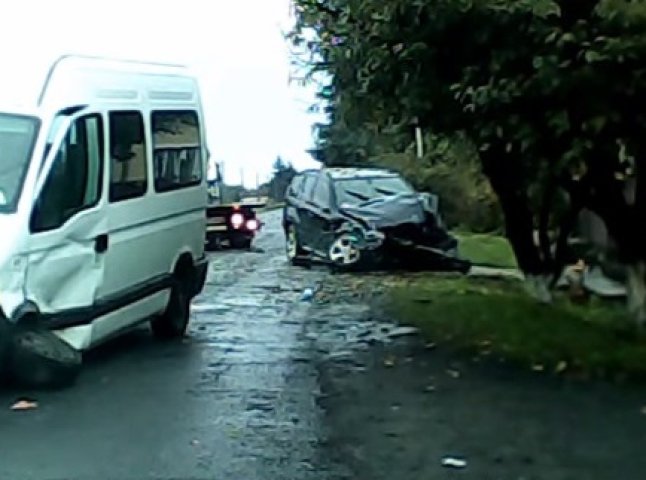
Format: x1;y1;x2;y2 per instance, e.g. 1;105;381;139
151;281;190;339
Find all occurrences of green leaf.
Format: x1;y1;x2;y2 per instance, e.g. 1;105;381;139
588;116;607;133
584;50;604;63
532;0;561;18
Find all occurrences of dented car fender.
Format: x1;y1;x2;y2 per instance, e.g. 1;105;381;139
0;222;30;322
333;218;384;250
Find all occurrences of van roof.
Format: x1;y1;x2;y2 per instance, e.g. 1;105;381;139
0;54;200;114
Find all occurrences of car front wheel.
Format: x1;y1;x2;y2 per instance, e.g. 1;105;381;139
328;234;361;268
286;224;306;265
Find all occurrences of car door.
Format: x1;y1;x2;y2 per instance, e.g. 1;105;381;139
25;111;108;325
283;173;303;229
307;174;336;255
293;172;318;250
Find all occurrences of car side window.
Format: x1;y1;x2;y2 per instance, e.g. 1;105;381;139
301;173;316;202
312;175;331;207
30;114;104;233
287;175;303;198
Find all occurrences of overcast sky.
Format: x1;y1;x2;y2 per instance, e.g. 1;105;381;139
0;0;322;186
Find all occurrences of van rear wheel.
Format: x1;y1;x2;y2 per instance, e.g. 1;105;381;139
151;280;190;339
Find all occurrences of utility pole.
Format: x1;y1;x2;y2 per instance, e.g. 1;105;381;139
413;117;424;159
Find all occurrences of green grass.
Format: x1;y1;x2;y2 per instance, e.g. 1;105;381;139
386;276;646;381
455;232;518;269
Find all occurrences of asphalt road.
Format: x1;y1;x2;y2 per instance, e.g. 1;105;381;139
0;210;348;480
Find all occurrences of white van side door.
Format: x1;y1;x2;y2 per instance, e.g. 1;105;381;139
24;111;108;327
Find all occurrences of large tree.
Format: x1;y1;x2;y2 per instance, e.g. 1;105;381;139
289;0;646;323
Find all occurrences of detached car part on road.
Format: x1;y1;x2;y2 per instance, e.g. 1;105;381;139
282;167;470;273
0;55;209;387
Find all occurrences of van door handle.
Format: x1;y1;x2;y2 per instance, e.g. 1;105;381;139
95;234;109;253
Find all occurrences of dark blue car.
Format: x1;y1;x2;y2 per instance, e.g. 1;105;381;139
282;167;470;272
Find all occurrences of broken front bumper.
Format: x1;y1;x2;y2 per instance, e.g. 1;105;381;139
336;223;469;273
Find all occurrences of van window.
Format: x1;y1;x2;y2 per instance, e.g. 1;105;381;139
30;114;104;233
109;111;148;202
151;110;202;192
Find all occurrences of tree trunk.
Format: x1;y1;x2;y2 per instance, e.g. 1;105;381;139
480;148;552;303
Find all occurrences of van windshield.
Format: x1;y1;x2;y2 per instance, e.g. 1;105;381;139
0;113;39;212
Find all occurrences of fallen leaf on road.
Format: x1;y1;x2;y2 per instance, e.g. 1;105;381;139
11;400;38;411
555;361;568;373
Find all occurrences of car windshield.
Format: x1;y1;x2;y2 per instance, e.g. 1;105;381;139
334;175;414;206
0;113;39;212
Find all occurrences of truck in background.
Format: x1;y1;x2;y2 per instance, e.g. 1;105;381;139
206;162;264;249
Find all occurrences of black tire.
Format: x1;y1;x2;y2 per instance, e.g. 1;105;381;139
285;223;307;265
151;280;191;339
7;327;82;389
205;235;218;251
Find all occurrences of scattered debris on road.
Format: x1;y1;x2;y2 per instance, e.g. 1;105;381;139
1;320;83;390
441;456;468;469
301;287;315;301
6;327;82;389
383;356;396;367
387;326;419;338
10;399;38;411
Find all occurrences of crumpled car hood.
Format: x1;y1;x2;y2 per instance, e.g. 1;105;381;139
339;193;427;228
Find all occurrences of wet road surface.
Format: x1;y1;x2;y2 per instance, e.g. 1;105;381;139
0;210;347;480
3;209;646;480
